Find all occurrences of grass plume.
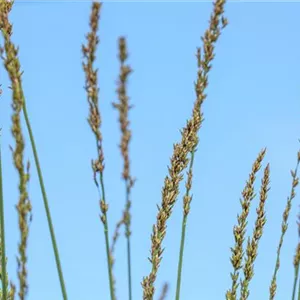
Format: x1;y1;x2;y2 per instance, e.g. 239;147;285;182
226;148;266;300
82;3;116;300
141;0;227;298
112;36;135;300
0;2;32;298
240;163;271;300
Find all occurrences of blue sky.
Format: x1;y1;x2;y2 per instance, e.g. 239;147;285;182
1;1;300;299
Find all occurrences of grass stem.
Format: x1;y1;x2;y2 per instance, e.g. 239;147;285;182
293;261;299;300
98;171;115;300
175;149;195;300
22;101;68;300
0;136;8;300
127;235;132;300
294;265;300;300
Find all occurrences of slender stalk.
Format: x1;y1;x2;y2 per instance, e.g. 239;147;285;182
293;264;300;300
292;258;299;300
175;149;195;300
98;170;115;300
293;261;299;300
22;101;68;300
294;230;300;299
123;175;133;300
293;273;298;300
296;259;300;300
124;183;133;300
126;233;132;300
0;134;8;300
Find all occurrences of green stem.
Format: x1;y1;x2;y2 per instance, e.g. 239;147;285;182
0;137;8;300
22;101;68;300
175;214;187;300
292;263;299;300
125;184;132;300
127;235;132;300
99;171;115;300
175;150;195;300
297;262;300;300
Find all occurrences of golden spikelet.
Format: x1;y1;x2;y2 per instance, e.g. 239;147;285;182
8;282;16;300
226;148;266;300
240;164;270;300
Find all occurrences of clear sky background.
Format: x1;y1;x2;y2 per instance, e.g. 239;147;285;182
1;1;300;299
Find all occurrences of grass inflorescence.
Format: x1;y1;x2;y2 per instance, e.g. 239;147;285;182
82;3;116;300
0;2;32;298
112;36;135;300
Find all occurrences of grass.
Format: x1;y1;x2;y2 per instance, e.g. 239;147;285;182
0;0;299;299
